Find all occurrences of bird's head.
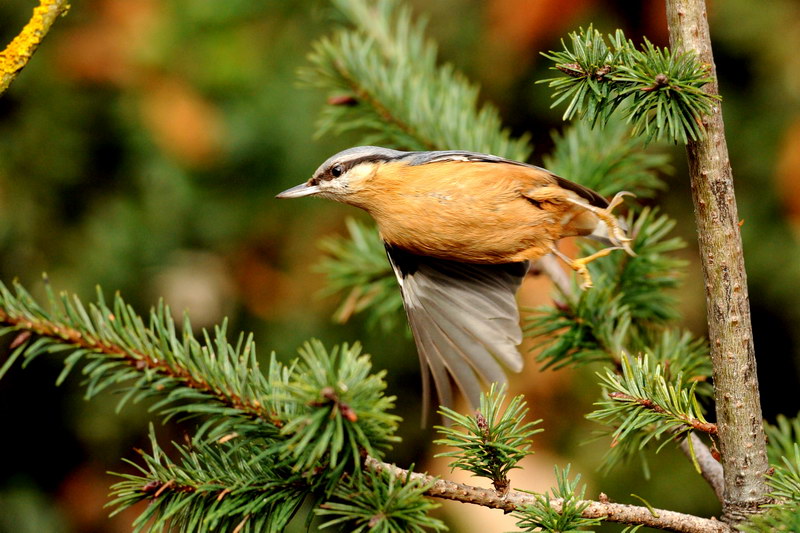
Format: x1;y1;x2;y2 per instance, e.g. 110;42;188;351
276;146;406;204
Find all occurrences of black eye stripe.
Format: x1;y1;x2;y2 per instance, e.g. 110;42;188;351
316;154;393;183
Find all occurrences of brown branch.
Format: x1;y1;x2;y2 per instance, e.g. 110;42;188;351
366;456;731;532
664;0;770;523
681;432;725;503
529;254;574;299
0;0;70;95
608;391;718;434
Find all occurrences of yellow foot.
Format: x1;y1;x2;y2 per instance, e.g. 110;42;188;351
565;191;636;256
551;246;622;290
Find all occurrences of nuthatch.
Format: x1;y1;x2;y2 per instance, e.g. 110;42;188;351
278;146;633;412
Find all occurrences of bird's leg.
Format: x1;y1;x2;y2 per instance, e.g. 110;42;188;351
564;191;636;256
550;246;622;290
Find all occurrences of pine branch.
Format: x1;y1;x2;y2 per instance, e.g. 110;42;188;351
543;118;669;200
665;0;771;522
0;279;402;523
108;427;308;533
0;0;70;94
365;456;731;532
679;433;724;502
434;384;542;493
588;354;714;475
317;465;446;532
539;25;720;143
513;465;601;532
0;279;284;440
301;0;531;159
526;208;693;370
315;218;403;333
278;340;401;484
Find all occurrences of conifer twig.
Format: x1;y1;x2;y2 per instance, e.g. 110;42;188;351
664;0;770;522
0;0;70;94
0;305;277;424
365;456;730;532
607;391;717;434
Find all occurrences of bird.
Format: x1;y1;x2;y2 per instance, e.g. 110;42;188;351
277;146;633;414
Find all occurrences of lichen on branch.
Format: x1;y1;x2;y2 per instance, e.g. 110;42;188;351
0;0;70;94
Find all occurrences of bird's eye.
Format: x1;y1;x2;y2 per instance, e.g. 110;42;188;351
330;164;344;178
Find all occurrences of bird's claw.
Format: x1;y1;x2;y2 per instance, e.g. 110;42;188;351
565;190;636;257
604;191;636;256
555;191;636;290
551;246;623;290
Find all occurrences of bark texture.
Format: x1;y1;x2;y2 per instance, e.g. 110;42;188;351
664;0;770;523
368;457;732;532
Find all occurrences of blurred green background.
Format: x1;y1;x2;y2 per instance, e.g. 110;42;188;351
1;0;799;531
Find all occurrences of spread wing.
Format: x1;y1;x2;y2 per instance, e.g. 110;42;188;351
385;245;528;418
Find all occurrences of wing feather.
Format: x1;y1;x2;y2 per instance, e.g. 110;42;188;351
385;245;528;412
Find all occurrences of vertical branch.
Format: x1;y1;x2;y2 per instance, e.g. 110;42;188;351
664;0;770;523
0;0;70;95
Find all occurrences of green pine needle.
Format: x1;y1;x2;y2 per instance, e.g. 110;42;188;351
0;279;405;527
513;464;600;532
317;466;446;532
278;340;401;487
765;412;800;466
738;505;800;533
543;119;669;199
0;279;284;442
315;218;404;333
526;207;691;371
301;0;531;159
587;354;713;474
107;426;307;533
434;383;542;492
539;25;720;144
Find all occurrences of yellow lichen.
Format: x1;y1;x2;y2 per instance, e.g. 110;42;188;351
0;0;70;93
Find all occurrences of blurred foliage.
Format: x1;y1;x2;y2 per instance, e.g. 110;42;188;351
1;0;799;531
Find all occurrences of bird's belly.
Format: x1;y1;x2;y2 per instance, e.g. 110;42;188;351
374;196;559;264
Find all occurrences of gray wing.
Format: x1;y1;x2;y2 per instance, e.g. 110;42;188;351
385;245;528;418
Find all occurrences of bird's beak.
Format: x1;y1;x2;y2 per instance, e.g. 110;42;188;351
276;181;321;199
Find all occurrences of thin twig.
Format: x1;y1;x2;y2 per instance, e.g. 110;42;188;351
0;0;70;94
681;432;724;503
530;254;574;299
366;456;730;533
608;391;718;434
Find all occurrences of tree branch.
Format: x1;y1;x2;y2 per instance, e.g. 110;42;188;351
0;0;70;94
681;432;724;503
664;0;770;523
0;307;280;426
366;456;730;532
529;254;574;300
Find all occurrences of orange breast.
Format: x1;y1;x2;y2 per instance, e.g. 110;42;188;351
350;161;596;264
